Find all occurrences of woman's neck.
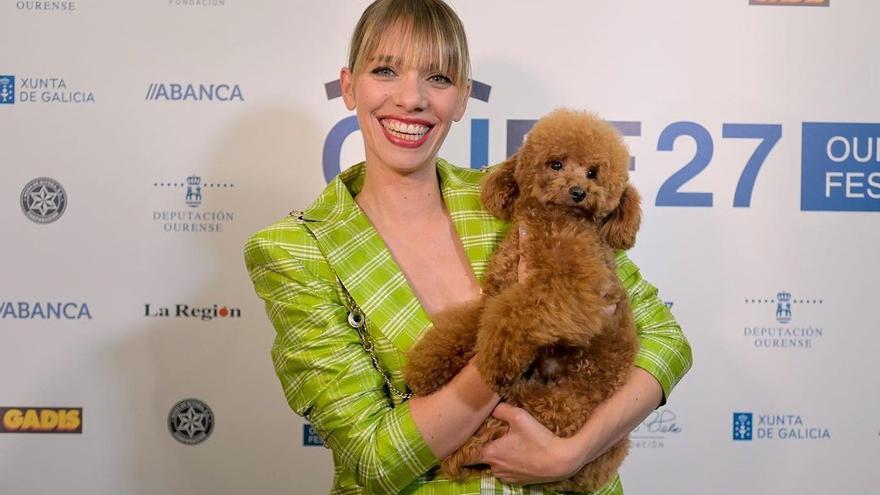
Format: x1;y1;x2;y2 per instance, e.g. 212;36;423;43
355;161;446;224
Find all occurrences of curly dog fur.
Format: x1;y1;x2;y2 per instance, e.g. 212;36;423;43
405;109;641;492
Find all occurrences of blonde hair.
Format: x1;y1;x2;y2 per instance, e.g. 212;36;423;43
348;0;471;88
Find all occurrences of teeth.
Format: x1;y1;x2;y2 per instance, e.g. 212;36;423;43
382;119;430;137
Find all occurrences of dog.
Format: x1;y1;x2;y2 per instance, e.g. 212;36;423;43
405;108;641;492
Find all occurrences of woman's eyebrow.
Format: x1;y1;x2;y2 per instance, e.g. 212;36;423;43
370;54;400;64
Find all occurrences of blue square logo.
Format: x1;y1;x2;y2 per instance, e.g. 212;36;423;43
303;423;324;447
0;75;14;104
733;412;753;441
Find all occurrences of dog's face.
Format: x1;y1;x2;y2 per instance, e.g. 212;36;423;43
516;110;630;220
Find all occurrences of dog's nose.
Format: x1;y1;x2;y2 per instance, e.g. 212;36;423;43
569;186;587;203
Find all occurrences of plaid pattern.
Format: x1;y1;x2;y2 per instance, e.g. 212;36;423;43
244;159;692;495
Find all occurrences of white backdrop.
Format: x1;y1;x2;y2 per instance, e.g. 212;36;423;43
2;1;878;494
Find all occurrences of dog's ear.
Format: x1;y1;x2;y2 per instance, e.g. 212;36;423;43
600;185;641;250
480;154;519;221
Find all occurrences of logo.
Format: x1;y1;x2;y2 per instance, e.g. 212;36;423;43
168;399;213;445
303;424;324;447
145;83;243;102
733;412;753;440
802;123;880;211
321;78;642;183
1;301;92;320
732;411;830;441
0;76;14;104
631;408;682;449
742;289;824;349
184;175;203;207
153;175;235;233
1;76;95;104
1;408;82;433
15;1;77;11
21;177;67;223
750;0;829;5
144;303;241;321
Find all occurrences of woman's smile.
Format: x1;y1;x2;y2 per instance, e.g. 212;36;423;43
379;116;435;148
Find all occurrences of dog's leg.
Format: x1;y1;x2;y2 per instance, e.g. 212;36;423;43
405;299;483;395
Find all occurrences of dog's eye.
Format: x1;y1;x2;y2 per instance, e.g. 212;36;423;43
587;167;599;179
548;160;563;171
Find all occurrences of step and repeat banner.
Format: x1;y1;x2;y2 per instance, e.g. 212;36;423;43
2;1;878;494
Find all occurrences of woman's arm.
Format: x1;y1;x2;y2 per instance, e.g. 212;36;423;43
245;225;497;493
409;358;500;459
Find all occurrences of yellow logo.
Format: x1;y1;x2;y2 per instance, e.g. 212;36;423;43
0;408;82;433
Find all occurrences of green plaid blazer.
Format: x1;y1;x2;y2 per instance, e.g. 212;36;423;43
244;159;692;495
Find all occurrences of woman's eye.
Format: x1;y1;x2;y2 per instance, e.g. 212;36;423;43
372;66;395;77
428;74;453;85
549;160;563;171
587;167;598;179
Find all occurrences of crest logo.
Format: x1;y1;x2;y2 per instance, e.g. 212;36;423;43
153;176;235;233
168;399;214;445
733;412;753;441
20;177;67;224
0;76;14;104
775;291;792;323
742;289;824;349
745;290;822;324
185;175;203;207
154;176;234;208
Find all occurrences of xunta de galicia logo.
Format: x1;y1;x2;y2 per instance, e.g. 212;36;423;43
733;411;830;441
0;75;94;104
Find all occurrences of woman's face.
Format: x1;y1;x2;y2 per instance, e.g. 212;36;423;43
341;29;469;176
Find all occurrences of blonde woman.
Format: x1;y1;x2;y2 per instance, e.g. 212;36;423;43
244;1;692;493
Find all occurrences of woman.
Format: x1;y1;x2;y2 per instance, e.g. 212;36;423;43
244;1;692;493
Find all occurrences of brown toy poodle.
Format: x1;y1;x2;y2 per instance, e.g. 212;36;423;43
404;108;641;492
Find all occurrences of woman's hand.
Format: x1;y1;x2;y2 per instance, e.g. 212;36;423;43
479;403;584;486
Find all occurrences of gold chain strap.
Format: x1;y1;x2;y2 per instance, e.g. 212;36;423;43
336;277;413;401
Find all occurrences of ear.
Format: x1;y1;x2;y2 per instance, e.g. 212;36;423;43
453;81;471;122
480;154;519;221
340;67;356;111
600;185;641;250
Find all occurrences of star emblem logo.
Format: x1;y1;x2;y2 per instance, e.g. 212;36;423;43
175;407;207;438
20;177;67;224
168;399;214;445
28;186;60;217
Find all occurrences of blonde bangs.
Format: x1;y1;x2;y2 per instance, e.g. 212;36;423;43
349;0;470;88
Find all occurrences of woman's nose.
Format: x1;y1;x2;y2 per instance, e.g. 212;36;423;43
394;72;427;111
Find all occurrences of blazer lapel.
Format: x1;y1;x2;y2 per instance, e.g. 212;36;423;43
300;161;509;370
436;159;510;285
299;164;431;376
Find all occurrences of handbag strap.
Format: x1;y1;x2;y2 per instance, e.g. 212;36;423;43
336;277;413;401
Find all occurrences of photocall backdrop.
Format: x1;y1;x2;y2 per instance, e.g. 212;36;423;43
1;1;878;494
